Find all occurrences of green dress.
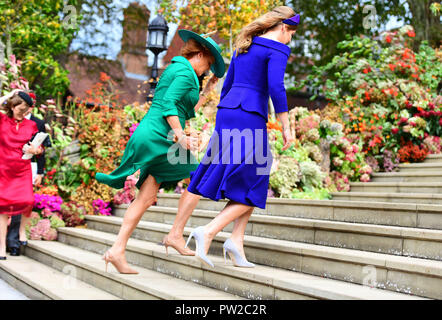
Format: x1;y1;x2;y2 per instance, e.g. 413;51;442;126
95;56;200;190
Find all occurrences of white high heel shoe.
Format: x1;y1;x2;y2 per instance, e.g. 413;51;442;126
222;239;255;268
185;226;214;268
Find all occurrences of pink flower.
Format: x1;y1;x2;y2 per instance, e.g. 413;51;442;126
42;228;57;241
202;122;210;131
345;154;356;162
10;82;19;89
360;174;371;182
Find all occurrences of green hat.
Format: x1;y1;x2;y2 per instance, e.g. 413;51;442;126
178;29;226;78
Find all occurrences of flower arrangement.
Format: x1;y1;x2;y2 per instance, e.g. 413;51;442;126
113;174;138;205
269;155;301;198
60;201;86;227
295;25;441;174
329;171;350;192
29;218;58;241
398;140;429;163
0;55;29;95
381;149;400;172
34;194;63;212
129;123;139;137
92;199;112;216
27;193;66;241
424;136;442;154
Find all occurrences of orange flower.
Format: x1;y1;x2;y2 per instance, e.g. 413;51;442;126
100;72;111;82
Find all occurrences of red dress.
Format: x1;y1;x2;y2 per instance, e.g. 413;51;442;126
0;112;38;217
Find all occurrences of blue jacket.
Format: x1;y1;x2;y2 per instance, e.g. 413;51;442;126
217;36;290;121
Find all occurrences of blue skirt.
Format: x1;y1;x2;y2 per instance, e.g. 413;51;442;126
187;106;272;209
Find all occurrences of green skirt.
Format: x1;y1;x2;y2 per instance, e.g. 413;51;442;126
95;105;199;190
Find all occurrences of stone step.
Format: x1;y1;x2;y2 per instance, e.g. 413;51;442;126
371;172;442;183
152;194;442;230
349;182;442;194
54;227;426;300
75;219;441;299
0;255;119;300
399;163;442;172
23;240;241;300
331;192;442;205
109;207;442;260
425;154;442;164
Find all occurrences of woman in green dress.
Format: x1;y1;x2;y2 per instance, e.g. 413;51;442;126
96;30;225;274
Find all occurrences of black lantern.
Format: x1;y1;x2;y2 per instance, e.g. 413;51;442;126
146;15;169;102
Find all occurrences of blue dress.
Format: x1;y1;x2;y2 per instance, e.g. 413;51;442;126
187;36;290;209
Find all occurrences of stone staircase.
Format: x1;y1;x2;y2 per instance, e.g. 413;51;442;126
1;155;441;300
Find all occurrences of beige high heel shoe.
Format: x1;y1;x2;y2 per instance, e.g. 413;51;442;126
102;250;139;274
162;235;195;256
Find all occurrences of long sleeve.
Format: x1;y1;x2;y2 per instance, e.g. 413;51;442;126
267;49;289;114
161;73;197;118
220;52;235;101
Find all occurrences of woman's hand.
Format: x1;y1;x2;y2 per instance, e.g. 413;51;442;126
34;174;43;186
281;127;294;151
7;89;21;98
201;75;219;96
0;89;21;105
23;143;43;155
177;135;199;151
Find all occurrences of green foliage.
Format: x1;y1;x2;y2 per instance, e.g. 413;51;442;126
288;0;407;75
269;155;301;198
49;214;66;229
0;0;78;99
159;0;284;57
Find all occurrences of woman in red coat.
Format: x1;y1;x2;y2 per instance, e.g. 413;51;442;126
0;90;43;260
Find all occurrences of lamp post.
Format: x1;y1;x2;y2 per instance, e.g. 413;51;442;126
146;15;169;102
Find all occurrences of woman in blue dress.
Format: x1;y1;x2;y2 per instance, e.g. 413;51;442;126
164;6;299;267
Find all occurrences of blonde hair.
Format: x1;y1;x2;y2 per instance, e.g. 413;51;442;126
180;38;215;64
234;6;298;56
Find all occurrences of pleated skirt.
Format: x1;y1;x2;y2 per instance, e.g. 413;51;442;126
187;106;272;209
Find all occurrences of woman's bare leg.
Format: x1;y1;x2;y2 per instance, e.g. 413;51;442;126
202;200;253;255
165;189;201;254
106;175;160;272
0;214;9;256
229;207;254;257
19;214;31;242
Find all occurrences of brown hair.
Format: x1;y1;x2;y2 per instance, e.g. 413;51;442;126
181;38;215;64
234;6;298;56
3;95;26;118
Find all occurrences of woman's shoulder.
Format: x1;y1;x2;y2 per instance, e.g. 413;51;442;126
164;58;196;80
252;36;291;57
